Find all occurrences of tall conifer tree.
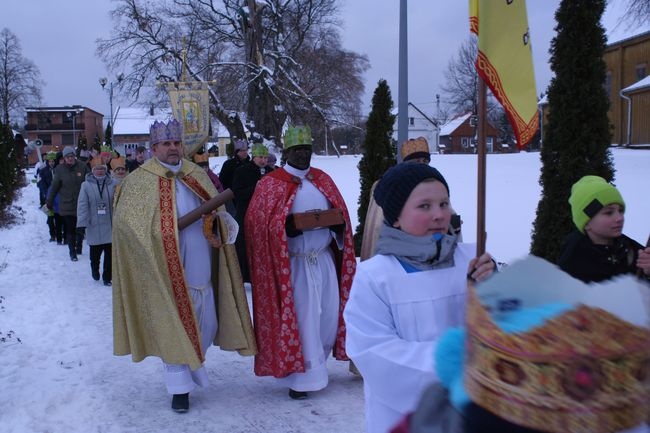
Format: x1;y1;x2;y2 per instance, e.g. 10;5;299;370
354;80;396;254
0;121;21;217
530;0;614;262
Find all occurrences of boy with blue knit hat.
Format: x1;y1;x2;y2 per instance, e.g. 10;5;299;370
558;175;650;282
344;163;496;433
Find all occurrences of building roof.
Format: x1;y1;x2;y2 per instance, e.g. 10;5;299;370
113;106;173;135
439;113;471;136
25;106;103;116
622;75;650;94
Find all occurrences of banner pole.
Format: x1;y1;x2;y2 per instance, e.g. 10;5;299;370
476;77;487;257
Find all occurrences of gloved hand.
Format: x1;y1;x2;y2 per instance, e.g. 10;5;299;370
46;202;53;211
76;227;86;237
285;215;303;238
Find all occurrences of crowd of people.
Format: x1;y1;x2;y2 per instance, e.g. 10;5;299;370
33;121;650;432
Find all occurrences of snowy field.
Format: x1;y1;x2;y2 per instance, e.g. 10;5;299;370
0;148;648;433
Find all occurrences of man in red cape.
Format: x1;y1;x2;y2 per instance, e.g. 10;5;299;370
245;126;356;399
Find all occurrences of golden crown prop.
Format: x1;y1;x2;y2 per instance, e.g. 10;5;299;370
464;257;650;433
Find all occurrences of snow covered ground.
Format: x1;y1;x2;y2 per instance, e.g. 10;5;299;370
1;148;648;433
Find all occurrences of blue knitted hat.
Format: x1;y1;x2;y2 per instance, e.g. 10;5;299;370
373;163;449;226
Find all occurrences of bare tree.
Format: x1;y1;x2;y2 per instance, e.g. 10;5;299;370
96;0;369;147
617;0;650;27
0;28;44;125
438;36;498;120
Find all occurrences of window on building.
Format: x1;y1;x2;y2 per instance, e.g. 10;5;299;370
636;63;647;81
37;134;52;146
462;137;469;148
61;133;73;146
604;70;612;99
37;114;52;130
409;117;414;126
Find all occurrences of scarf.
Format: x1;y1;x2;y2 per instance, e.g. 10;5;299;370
375;224;458;271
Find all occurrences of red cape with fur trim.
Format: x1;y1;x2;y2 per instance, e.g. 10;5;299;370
245;166;356;378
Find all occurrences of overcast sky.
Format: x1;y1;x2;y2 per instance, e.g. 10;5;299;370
0;0;642;123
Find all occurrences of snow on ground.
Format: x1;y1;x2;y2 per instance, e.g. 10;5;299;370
1;148;648;433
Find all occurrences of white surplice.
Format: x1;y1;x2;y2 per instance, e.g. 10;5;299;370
344;244;474;433
276;164;343;392
160;160;218;395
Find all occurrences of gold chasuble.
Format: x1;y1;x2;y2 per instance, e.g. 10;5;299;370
112;158;256;371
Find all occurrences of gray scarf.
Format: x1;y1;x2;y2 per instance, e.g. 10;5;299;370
375;224;457;271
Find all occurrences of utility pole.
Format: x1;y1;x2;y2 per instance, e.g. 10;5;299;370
397;0;408;162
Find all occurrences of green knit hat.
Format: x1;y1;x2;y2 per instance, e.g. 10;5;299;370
45;151;57;161
283;126;312;149
251;143;269;157
569;175;625;233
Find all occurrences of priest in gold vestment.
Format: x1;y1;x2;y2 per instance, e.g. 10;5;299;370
112;119;256;413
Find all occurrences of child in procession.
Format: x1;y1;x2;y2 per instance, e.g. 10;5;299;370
344;163;495;433
558;175;650;283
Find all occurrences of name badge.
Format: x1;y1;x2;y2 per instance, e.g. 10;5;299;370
97;203;107;215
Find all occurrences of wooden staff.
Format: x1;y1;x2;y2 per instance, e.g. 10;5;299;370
177;189;234;231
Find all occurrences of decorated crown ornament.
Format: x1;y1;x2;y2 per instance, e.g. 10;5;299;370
283;126;313;149
464;257;650;433
149;119;182;146
401;136;430;161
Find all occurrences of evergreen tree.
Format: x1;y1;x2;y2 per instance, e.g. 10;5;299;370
104;122;112;148
530;0;614;262
353;80;396;254
93;133;102;152
0;121;22;221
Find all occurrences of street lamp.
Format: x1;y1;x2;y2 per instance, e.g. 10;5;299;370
99;73;124;149
66;109;81;148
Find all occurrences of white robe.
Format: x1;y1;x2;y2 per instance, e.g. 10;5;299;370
160;160;219;395
276;164;343;392
344;244;473;433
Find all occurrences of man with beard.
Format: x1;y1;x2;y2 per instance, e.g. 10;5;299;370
245;126;356;400
112;119;256;413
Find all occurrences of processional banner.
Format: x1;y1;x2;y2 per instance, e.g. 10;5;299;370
470;0;539;149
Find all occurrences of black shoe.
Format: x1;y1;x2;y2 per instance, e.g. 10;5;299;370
49;237;56;242
103;281;112;287
171;393;189;413
70;255;78;262
92;270;100;281
288;389;308;400
57;240;63;245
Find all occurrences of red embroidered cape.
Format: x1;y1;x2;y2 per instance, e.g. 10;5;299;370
245;167;356;378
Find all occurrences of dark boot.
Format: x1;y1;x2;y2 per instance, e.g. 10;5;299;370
171;393;189;413
288;389;308;400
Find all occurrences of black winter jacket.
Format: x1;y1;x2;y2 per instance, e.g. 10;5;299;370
557;231;643;283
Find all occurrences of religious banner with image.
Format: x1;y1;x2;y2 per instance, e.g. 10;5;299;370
165;80;211;157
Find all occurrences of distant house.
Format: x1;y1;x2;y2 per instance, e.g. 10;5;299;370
438;113;503;154
603;30;649;146
24;106;104;165
112;106;173;156
113;106;235;157
392;102;440;152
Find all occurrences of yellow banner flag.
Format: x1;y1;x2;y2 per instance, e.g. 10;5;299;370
469;0;538;149
165;80;211;157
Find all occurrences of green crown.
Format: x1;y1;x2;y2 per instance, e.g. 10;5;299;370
251;143;269;157
283;126;312;149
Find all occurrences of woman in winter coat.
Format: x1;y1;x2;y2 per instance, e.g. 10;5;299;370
76;163;117;286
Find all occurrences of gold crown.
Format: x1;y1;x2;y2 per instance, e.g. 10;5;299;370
464;283;650;433
400;137;429;160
